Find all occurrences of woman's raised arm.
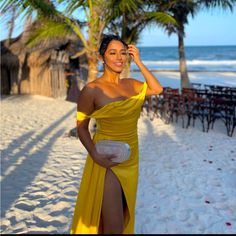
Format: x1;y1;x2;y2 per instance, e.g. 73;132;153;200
128;44;163;96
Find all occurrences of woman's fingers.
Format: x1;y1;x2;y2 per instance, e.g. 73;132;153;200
94;153;119;168
105;154;119;167
128;44;140;62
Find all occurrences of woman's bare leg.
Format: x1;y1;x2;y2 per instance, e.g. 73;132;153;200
101;168;124;234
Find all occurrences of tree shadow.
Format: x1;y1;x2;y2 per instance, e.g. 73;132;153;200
1;107;75;218
1;131;34;172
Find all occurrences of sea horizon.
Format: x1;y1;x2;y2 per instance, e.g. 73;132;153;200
138;44;236;47
97;45;236;72
132;45;236;72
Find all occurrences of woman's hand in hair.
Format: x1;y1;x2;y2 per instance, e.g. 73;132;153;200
128;44;142;65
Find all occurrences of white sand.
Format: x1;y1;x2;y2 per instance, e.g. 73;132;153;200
132;71;236;88
1;74;236;234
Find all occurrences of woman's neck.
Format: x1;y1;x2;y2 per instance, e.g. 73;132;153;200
102;70;121;84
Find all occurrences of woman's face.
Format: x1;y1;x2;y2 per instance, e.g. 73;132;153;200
103;40;128;73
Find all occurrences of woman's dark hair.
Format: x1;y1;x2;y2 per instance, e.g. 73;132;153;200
99;34;128;57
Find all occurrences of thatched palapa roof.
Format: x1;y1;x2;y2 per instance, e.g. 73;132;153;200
1;19;83;68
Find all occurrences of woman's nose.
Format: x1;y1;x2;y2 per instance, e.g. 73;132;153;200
116;53;122;60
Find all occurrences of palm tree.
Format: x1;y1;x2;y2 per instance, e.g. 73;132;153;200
1;0;177;82
107;0;176;78
61;0;116;82
152;0;236;89
6;6;16;46
0;0;106;82
0;0;145;82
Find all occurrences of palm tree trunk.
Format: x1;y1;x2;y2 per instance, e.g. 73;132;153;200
6;6;16;47
178;25;191;89
87;52;98;82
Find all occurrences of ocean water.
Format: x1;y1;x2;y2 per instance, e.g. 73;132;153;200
131;45;236;72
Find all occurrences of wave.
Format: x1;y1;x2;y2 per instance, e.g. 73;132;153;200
130;59;236;72
141;60;236;66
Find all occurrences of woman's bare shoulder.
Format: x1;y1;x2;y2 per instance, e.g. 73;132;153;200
81;78;102;93
121;78;144;92
122;78;143;85
78;80;99;104
78;78;106;105
77;80;102;113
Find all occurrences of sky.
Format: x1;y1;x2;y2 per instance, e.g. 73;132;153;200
1;6;236;47
138;7;236;46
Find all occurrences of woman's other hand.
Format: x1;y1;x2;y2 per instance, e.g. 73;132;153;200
128;44;142;65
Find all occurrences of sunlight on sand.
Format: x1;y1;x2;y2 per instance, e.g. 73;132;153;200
1;75;236;233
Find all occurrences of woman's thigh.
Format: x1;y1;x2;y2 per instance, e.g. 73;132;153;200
101;168;124;233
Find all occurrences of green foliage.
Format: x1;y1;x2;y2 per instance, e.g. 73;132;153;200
26;20;73;46
0;0;58;19
106;0;176;44
198;0;236;11
145;12;177;25
112;0;143;13
152;0;236;36
61;0;88;14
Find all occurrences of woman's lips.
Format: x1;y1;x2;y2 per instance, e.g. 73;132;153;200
114;62;123;67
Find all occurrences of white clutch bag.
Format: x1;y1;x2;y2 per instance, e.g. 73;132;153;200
95;140;131;163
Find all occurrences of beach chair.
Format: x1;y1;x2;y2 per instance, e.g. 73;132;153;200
230;112;236;137
142;96;157;120
160;88;179;124
170;94;186;128
150;95;162;120
207;97;235;136
183;88;210;132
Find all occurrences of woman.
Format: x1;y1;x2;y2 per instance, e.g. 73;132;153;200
70;34;163;234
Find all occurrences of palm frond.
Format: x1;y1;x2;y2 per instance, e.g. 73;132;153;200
70;47;87;58
26;0;57;16
119;0;143;12
1;0;58;22
26;20;73;47
63;16;88;48
145;11;177;26
0;0;22;12
59;0;86;15
110;0;144;15
198;0;236;11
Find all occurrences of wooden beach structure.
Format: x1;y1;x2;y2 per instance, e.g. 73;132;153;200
1;22;87;99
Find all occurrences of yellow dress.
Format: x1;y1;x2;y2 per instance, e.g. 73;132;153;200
70;82;147;234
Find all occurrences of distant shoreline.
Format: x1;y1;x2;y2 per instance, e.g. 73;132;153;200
129;71;236;88
99;69;236;73
137;45;236;48
131;69;236;73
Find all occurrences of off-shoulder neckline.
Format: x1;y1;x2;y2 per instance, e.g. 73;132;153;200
91;82;147;114
77;82;147;117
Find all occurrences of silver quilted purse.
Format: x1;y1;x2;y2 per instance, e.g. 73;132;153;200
95;140;131;163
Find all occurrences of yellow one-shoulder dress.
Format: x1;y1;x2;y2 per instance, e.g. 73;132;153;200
70;82;147;234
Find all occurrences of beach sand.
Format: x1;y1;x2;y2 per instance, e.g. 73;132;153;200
132;71;236;88
1;72;236;234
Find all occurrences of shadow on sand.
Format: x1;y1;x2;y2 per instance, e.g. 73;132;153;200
1;107;75;218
